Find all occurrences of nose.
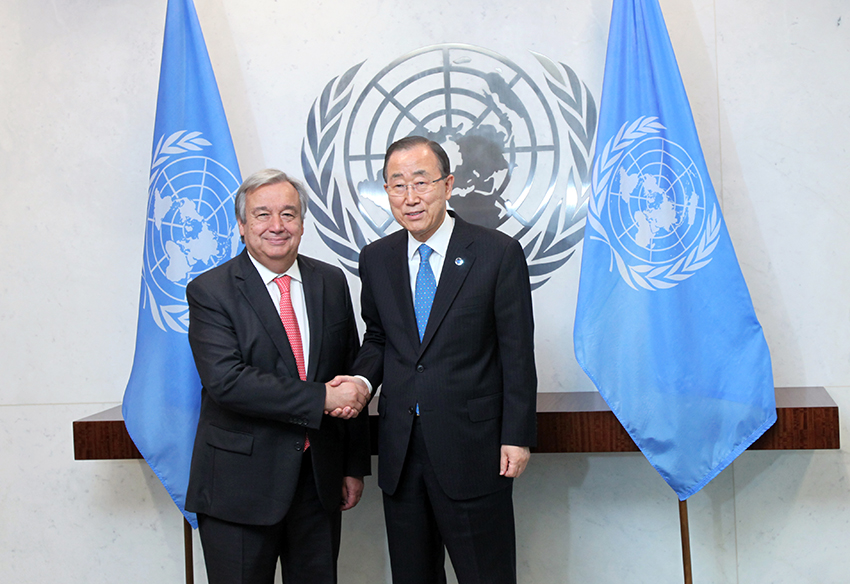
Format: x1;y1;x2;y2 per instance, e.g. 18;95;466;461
402;185;420;204
269;214;285;231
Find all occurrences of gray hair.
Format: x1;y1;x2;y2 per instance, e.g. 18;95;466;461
234;169;310;223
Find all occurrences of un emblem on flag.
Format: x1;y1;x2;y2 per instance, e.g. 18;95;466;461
301;44;597;289
143;131;242;332
588;117;721;290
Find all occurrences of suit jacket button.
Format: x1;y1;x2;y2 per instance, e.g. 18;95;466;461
416;364;425;373
294;442;303;451
408;406;415;415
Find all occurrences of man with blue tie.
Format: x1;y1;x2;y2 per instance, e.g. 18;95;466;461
347;136;538;583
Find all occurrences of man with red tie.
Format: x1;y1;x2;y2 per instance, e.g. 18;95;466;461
185;169;370;584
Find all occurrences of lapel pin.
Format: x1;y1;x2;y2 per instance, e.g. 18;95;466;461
455;257;464;266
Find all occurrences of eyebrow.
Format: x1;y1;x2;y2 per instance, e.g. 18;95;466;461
251;204;299;213
388;169;429;180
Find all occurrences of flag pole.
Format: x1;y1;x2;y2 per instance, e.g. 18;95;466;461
184;518;194;584
678;499;693;584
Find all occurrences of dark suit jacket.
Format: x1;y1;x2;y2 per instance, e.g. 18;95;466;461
185;250;370;526
353;212;537;501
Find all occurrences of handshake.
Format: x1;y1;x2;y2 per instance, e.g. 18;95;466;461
324;375;370;419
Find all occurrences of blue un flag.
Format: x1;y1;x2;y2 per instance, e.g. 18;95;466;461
122;0;242;527
574;0;776;500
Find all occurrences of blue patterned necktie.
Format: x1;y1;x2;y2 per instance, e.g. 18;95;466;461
414;244;437;342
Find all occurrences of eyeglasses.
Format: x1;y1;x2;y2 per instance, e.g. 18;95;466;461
386;175;448;197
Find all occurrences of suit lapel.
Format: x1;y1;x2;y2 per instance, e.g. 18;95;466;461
299;256;324;382
420;216;475;353
234;250;301;381
385;232;421;355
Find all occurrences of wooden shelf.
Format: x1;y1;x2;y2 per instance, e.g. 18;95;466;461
73;407;141;460
533;386;840;453
73;387;839;460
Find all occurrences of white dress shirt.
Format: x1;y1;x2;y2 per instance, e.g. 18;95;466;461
246;252;311;374
406;212;455;291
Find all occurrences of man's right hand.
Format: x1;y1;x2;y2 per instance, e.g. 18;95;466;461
324;375;369;419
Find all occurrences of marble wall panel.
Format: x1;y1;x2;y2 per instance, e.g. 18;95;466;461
0;404;184;583
735;387;850;584
715;0;850;388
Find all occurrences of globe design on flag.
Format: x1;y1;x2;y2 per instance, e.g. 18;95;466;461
608;136;706;264
144;155;241;326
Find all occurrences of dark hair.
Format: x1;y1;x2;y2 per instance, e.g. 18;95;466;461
382;136;451;182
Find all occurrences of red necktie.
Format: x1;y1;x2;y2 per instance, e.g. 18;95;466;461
274;275;309;450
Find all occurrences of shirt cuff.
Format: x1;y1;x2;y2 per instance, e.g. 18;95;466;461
355;375;373;395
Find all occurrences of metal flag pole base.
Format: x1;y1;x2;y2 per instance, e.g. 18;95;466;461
184;518;194;584
678;499;693;584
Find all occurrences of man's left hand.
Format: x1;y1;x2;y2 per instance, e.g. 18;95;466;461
340;476;365;510
499;445;530;478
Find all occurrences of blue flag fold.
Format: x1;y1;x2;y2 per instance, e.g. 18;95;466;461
122;0;242;527
574;0;776;499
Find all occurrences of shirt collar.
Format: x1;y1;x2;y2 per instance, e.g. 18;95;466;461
246;252;302;286
407;212;454;260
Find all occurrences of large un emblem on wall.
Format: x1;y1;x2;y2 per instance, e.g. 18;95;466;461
301;44;597;289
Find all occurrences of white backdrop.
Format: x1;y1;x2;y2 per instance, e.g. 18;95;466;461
1;0;849;582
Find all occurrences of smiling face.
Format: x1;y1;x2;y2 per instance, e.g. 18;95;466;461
238;181;304;273
384;144;454;242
